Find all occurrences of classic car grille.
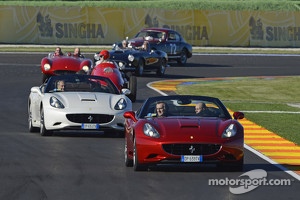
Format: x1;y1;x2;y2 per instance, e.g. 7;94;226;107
54;70;77;75
162;144;221;155
66;114;114;123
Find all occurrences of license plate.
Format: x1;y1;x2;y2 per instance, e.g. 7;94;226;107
181;155;203;162
81;123;99;129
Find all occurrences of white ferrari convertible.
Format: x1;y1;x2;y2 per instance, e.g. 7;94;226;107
28;74;132;136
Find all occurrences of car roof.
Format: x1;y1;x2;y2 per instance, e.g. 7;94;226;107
140;27;175;33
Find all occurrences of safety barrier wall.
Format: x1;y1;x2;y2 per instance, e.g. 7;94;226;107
1;6;300;47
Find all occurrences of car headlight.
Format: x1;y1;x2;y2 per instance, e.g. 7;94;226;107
50;96;65;109
43;63;51;71
118;62;125;70
128;54;134;62
143;123;160;138
222;124;237;138
114;98;127;110
82;65;89;72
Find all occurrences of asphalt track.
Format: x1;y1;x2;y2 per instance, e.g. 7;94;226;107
0;51;299;200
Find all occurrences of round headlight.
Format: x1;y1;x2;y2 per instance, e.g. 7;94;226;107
128;54;134;62
43;63;51;71
82;66;89;72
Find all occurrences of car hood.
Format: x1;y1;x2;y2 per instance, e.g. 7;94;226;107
128;37;160;47
45;92;131;112
151;117;231;139
109;49;141;60
41;56;93;74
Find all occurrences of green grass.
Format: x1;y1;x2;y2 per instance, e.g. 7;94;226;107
176;76;300;145
1;0;300;11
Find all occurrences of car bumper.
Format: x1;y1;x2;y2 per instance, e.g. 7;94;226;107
43;107;127;132
136;137;244;166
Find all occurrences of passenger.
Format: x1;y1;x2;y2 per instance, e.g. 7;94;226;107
121;40;128;49
138;41;150;52
195;102;215;117
56;80;65;91
53;47;64;57
73;47;84;58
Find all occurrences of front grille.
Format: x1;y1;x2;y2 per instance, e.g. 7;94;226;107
66;114;114;123
162;144;221;155
54;70;76;75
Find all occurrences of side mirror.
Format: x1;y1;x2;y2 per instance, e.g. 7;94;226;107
233;112;244;120
31;87;42;95
124;111;137;122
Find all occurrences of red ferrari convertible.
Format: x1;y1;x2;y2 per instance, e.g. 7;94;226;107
40;53;93;83
123;95;244;171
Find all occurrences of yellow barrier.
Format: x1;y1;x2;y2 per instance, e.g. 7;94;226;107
1;6;300;47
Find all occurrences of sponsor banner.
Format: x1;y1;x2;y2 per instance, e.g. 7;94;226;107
1;6;300;47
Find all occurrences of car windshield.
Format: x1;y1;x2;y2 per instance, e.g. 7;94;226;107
44;74;120;94
136;31;165;40
138;95;231;119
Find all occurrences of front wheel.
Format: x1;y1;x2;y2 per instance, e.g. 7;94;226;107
28;102;39;133
133;139;148;171
127;75;137;102
42;74;50;83
177;49;187;65
125;138;133;167
135;59;144;76
40;107;53;136
156;58;167;76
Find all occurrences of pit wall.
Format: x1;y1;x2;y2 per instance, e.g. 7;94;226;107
1;6;300;47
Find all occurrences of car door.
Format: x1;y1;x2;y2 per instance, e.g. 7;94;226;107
157;31;183;57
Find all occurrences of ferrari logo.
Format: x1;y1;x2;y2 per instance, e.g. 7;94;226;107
189;145;195;154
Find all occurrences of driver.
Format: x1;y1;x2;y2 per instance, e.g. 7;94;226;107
95;50;110;65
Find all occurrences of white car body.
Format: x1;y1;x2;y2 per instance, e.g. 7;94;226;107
28;74;132;136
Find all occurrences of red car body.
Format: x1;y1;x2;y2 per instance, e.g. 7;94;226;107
40;54;93;82
91;61;137;102
91;61;125;91
124;95;244;171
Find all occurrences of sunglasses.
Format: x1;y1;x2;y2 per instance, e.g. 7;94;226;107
99;55;104;58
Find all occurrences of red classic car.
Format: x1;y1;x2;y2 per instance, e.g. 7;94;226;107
123;27;192;65
40;53;93;82
123;95;244;171
91;60;137;102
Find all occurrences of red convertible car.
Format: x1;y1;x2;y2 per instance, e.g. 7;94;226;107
40;53;93;83
91;60;137;102
123;95;244;171
124;27;192;65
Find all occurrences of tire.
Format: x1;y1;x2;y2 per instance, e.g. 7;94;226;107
177;49;188;65
40;107;52;136
135;59;144;76
28;102;39;133
127;75;137;102
133;138;148;171
42;74;50;83
156;58;167;76
125;138;133;167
